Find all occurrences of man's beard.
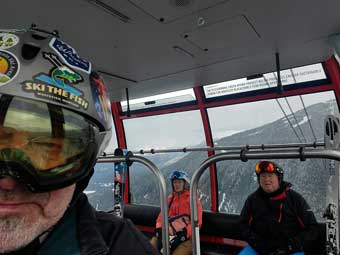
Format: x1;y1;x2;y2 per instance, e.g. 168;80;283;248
0;214;47;253
0;188;51;253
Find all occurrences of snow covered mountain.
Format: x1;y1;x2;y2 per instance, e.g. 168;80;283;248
87;100;338;221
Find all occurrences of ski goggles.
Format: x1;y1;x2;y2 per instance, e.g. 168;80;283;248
255;161;283;175
170;170;187;180
0;95;101;192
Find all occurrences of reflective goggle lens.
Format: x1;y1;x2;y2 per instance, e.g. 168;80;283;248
170;171;185;180
0;96;99;191
255;161;276;174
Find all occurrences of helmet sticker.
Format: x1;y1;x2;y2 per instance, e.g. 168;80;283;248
21;52;89;110
0;50;19;86
49;37;91;74
0;33;19;50
36;52;83;93
90;72;110;121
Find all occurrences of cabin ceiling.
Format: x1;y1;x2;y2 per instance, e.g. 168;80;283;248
1;0;340;102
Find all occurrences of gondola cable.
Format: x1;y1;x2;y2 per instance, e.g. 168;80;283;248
299;96;317;141
263;76;303;143
289;69;318;141
284;96;307;142
294;72;326;173
272;72;307;142
275;98;303;143
288;69;326;171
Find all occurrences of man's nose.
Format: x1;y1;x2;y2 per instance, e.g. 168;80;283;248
0;177;19;190
262;176;271;181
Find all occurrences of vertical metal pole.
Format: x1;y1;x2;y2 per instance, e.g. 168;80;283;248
324;115;340;254
125;87;130;117
190;168;202;255
98;155;170;255
276;52;283;94
111;102;130;203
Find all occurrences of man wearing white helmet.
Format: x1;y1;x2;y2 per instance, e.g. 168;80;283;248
0;29;158;254
151;170;203;255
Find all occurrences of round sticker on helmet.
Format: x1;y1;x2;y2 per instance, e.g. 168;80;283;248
0;50;19;85
0;33;19;50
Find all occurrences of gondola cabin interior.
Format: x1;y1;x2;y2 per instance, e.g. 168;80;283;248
2;0;340;254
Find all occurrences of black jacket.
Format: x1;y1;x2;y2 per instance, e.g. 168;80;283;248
28;194;160;255
76;194;159;255
3;194;159;255
239;182;319;254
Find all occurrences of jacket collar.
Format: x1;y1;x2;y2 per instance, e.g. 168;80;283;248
172;189;190;196
76;194;109;255
38;207;80;255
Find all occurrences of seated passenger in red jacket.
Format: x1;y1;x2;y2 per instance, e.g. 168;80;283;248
239;161;319;255
151;170;203;255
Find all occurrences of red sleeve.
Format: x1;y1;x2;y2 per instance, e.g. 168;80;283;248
197;197;203;228
155;194;173;229
155;212;162;229
186;196;202;239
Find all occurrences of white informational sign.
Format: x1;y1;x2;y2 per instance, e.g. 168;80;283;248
121;88;195;112
204;63;327;98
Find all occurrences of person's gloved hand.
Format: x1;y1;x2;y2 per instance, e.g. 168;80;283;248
268;248;289;255
155;228;163;251
287;237;303;252
247;232;269;254
155;228;162;238
267;238;303;255
169;229;188;250
247;233;257;248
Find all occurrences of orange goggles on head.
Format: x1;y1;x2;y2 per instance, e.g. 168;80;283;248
255;161;282;174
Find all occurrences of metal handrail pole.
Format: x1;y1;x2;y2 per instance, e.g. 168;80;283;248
190;149;340;255
102;142;325;156
97;155;170;255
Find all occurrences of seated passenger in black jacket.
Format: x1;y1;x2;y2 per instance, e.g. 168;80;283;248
238;161;319;255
